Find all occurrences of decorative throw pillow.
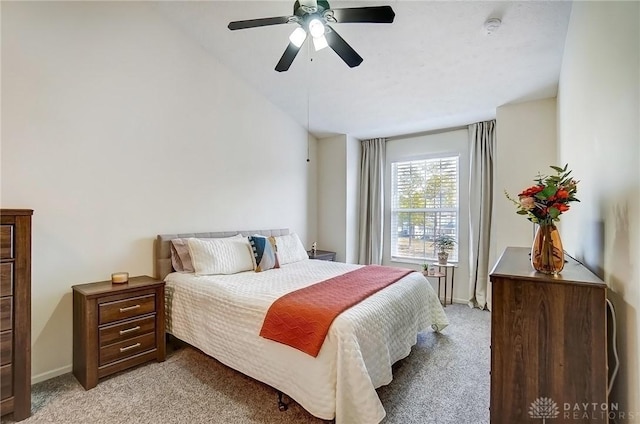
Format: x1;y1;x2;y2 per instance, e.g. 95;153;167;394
187;237;254;275
170;239;193;272
170;234;243;273
274;233;309;265
248;235;279;272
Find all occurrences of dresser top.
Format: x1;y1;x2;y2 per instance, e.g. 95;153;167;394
72;275;163;297
1;209;34;216
490;246;606;288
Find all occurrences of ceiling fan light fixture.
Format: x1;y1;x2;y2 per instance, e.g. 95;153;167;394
289;27;307;47
313;34;328;51
308;18;325;38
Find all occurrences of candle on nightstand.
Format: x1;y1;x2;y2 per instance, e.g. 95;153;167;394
111;272;129;284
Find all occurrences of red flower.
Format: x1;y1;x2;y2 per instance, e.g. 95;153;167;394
519;185;544;197
556;189;569;199
554;203;570;212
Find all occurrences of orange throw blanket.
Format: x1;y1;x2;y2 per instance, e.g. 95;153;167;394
259;265;413;357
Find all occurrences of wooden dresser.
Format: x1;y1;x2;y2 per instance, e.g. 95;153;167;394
490;247;607;423
0;209;33;421
72;276;165;390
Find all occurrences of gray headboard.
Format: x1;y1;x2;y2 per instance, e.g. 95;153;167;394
155;229;290;280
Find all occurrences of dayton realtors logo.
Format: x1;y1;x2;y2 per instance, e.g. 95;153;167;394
530;397;634;421
529;397;560;423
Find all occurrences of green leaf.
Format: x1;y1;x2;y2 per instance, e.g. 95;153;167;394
516;210;529;215
549;207;561;219
550;165;564;173
539;185;557;199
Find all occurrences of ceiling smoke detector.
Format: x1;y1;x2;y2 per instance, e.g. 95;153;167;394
484;18;502;35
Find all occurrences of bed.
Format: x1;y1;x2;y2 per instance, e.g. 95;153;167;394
155;229;449;424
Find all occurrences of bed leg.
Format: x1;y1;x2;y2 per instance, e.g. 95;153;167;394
277;391;288;412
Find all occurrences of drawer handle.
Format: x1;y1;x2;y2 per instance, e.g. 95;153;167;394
119;304;140;313
119;326;141;335
119;343;141;352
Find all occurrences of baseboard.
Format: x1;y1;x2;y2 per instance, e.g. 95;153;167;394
32;364;72;385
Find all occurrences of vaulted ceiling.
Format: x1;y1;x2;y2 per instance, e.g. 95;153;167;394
155;1;572;139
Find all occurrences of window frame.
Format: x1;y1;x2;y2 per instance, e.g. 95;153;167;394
389;153;460;263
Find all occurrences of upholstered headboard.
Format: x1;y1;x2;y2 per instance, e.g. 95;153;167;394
155;229;290;280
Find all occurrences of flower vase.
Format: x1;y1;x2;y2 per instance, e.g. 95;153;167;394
531;224;564;275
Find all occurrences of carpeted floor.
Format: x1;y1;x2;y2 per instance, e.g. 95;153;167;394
1;303;490;424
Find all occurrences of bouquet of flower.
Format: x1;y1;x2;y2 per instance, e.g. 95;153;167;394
505;164;579;226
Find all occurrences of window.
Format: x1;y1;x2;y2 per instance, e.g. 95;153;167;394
391;155;459;262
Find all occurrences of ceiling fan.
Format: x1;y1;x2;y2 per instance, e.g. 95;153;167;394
228;0;395;72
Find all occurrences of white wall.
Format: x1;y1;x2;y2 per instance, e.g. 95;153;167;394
1;2;317;382
316;134;359;262
317;135;347;259
384;129;470;304
493;98;558;266
558;1;639;418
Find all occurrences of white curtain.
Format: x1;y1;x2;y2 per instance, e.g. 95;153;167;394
358;138;386;265
468;120;495;310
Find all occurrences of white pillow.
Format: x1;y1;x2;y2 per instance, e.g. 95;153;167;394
187;237;254;275
171;234;243;273
275;233;309;265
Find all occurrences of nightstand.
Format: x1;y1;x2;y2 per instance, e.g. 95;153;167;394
423;263;456;306
307;249;336;261
72;275;165;390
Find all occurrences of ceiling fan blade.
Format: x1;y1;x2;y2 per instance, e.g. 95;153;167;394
275;42;302;72
325;26;363;68
228;16;291;31
330;6;395;24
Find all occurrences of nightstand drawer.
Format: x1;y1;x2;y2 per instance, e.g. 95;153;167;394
99;315;155;348
99;332;155;366
0;298;12;332
99;294;155;325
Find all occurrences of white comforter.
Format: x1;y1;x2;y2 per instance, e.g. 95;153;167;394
164;259;448;424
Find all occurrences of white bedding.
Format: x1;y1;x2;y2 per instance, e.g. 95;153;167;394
164;259;449;424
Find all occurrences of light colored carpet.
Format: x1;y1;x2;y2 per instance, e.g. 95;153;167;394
1;303;490;424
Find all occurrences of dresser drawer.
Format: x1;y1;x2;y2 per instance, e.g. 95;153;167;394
99;315;155;348
99;294;155;325
99;332;155;366
0;225;12;260
0;298;12;332
0;363;12;400
0;263;12;297
0;330;11;366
